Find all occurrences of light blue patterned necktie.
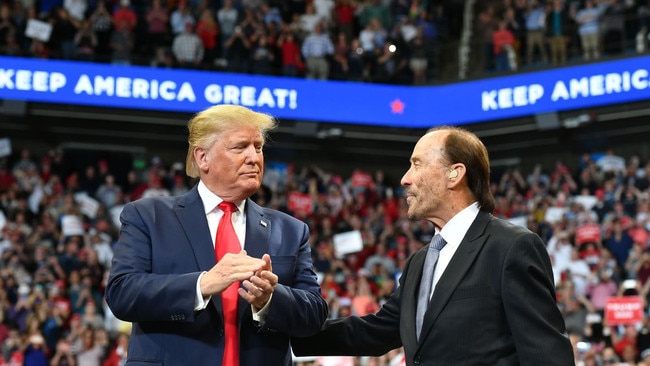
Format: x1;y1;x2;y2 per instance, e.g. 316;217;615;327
416;234;447;340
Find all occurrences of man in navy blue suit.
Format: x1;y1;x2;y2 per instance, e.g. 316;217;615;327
105;104;328;366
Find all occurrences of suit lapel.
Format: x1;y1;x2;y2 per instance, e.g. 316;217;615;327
175;186;216;271
404;246;428;346
417;211;493;345
175;187;225;316
242;199;270;260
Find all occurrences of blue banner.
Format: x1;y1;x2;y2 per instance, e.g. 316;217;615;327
1;55;649;128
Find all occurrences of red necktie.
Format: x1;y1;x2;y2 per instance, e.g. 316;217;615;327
215;201;240;366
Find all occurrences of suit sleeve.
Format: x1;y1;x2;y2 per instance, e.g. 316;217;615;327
502;231;574;365
291;253;410;356
258;219;329;337
105;202;201;322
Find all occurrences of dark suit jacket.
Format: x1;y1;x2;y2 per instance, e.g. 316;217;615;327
292;211;574;365
105;186;328;366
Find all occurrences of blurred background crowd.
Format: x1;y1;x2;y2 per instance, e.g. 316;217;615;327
1;0;650;84
0;143;649;365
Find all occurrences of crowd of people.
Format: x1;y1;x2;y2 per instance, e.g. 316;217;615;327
476;0;649;74
0;136;649;365
1;0;648;85
0;0;456;84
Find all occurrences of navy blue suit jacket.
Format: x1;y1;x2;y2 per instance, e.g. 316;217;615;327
105;186;328;366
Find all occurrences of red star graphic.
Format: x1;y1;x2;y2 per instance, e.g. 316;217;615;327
390;99;405;114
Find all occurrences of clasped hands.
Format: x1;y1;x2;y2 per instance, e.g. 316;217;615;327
201;250;278;309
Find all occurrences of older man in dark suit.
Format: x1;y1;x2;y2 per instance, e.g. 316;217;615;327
292;126;574;365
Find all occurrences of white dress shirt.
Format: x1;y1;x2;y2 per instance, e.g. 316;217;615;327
429;202;480;298
194;181;270;320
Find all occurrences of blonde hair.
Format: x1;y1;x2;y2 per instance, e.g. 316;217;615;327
185;104;277;178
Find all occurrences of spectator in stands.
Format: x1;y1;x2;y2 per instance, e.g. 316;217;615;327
524;0;548;66
169;0;194;36
109;19;133;65
50;338;75;366
111;0;136;34
1;28;22;56
250;32;275;75
73;19;97;61
195;7;218;69
597;148;626;176
172;21;204;68
217;0;238;60
492;19;516;72
545;0;571;66
299;2;322;37
408;27;434;85
373;39;407;84
474;4;497;73
301;22;334;79
601;0;626;56
358;0;391;31
48;7;80;60
334;0;356;42
502;5;523;68
144;0;169;58
605;217;635;272
574;0;604;61
331;31;350;79
224;24;251;72
88;0;112;61
346;37;365;81
277;29;303;77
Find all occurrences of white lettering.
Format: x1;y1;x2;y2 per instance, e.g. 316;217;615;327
204;84;222;103
482;84;543;110
50;72;66;91
0;69;14;89
72;75;194;102
590;75;604;96
74;75;93;94
94;76;115;96
176;82;195;102
605;73;621;93
202;84;298;109
481;90;498;111
159;81;176;100
241;86;256;106
116;77;132;97
498;88;513;109
570;78;589;99
632;69;648;89
15;70;32;90
33;71;49;92
224;85;240;104
258;88;275;108
0;69;67;92
132;78;149;98
551;81;569;101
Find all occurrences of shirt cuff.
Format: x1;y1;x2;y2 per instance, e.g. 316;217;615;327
251;293;273;323
195;271;210;311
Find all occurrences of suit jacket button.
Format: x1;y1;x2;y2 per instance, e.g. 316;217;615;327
413;356;422;364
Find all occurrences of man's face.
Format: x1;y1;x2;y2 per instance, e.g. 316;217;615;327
198;127;264;201
400;131;448;221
